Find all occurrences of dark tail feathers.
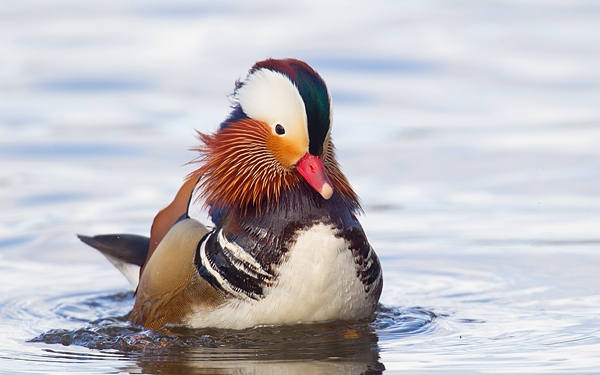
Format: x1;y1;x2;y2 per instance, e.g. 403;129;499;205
77;233;149;267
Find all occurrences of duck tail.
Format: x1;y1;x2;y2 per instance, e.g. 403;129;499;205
77;234;149;289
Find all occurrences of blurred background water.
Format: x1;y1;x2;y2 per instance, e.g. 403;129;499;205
1;0;600;374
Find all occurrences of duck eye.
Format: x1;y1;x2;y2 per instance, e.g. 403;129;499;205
275;124;285;135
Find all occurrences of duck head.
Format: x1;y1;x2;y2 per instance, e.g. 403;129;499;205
190;58;358;214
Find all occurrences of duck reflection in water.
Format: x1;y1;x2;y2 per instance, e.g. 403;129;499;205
123;321;385;375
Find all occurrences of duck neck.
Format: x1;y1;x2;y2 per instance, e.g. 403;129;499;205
209;180;361;267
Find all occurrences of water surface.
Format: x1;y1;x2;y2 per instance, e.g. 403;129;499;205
1;1;600;373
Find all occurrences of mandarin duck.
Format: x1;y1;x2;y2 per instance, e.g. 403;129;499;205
79;58;383;330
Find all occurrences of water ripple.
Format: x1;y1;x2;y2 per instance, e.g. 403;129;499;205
372;305;439;339
30;303;437;355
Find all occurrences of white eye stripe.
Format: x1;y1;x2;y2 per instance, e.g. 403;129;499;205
236;69;308;140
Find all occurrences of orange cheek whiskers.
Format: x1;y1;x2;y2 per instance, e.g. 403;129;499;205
187;119;361;215
188;120;299;214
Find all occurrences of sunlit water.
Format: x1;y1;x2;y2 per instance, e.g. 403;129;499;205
2;1;600;374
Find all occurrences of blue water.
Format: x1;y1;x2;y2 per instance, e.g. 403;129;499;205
1;1;600;373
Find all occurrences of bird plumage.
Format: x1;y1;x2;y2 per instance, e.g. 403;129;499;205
80;58;382;330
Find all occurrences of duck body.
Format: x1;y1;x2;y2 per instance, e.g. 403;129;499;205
80;58;382;330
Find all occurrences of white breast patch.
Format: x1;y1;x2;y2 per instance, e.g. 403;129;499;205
185;223;374;329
